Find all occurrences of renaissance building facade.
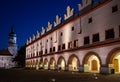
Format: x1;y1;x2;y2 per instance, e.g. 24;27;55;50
26;0;120;74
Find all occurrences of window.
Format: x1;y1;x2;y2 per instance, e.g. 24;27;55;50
58;45;61;51
45;49;47;54
50;48;52;53
112;5;118;13
105;29;114;39
62;44;66;50
88;17;92;23
53;47;55;52
93;33;100;43
47;39;48;42
68;41;72;49
51;37;52;40
84;36;90;45
72;27;74;31
74;40;78;48
61;32;63;36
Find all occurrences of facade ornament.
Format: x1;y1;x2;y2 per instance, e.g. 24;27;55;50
29;37;31;43
64;6;74;20
78;0;92;11
54;15;62;27
32;34;35;41
41;27;45;35
47;22;52;32
36;30;40;39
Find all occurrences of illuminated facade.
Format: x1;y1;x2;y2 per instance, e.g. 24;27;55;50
26;0;120;74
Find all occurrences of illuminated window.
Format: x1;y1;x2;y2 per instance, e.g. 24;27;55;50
72;27;74;31
68;41;72;49
84;36;90;45
58;45;61;51
92;33;99;43
105;29;114;39
53;47;55;52
88;17;92;23
62;44;66;50
74;40;78;48
112;5;118;13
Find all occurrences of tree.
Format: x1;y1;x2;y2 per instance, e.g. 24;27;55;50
14;45;26;67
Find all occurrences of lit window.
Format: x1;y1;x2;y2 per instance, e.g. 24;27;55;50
74;40;78;48
112;5;118;13
68;41;72;49
105;29;114;39
92;33;100;43
84;36;90;45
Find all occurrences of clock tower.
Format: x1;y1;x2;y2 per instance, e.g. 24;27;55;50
8;26;17;57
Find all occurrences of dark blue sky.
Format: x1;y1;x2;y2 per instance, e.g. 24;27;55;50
0;0;99;50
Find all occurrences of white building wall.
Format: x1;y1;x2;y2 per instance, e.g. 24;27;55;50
26;0;120;73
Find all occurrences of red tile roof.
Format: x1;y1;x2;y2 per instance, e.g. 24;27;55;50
0;50;12;56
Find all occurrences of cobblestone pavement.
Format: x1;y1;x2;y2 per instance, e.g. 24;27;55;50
0;68;120;82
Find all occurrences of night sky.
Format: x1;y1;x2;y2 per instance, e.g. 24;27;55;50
0;0;100;50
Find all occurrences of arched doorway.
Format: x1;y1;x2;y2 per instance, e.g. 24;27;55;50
57;56;66;70
68;55;80;71
83;53;101;73
43;58;48;69
108;48;120;73
39;58;43;69
35;59;39;69
50;58;56;70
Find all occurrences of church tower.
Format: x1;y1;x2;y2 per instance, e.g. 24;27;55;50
8;26;17;57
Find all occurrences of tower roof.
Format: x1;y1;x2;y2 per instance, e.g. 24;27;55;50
9;25;16;37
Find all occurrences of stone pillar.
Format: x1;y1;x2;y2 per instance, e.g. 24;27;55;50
79;66;84;72
100;65;110;74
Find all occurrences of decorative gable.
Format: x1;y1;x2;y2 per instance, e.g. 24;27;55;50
78;0;92;11
41;27;45;35
64;6;74;20
54;15;62;27
47;22;52;32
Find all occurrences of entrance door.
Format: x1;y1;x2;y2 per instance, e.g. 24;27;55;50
91;60;98;71
114;59;119;72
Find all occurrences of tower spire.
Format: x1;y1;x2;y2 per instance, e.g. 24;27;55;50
11;25;14;34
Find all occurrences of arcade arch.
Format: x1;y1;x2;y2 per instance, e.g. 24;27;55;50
57;56;66;70
107;48;120;73
68;55;80;71
43;58;48;69
50;58;56;70
83;52;101;73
